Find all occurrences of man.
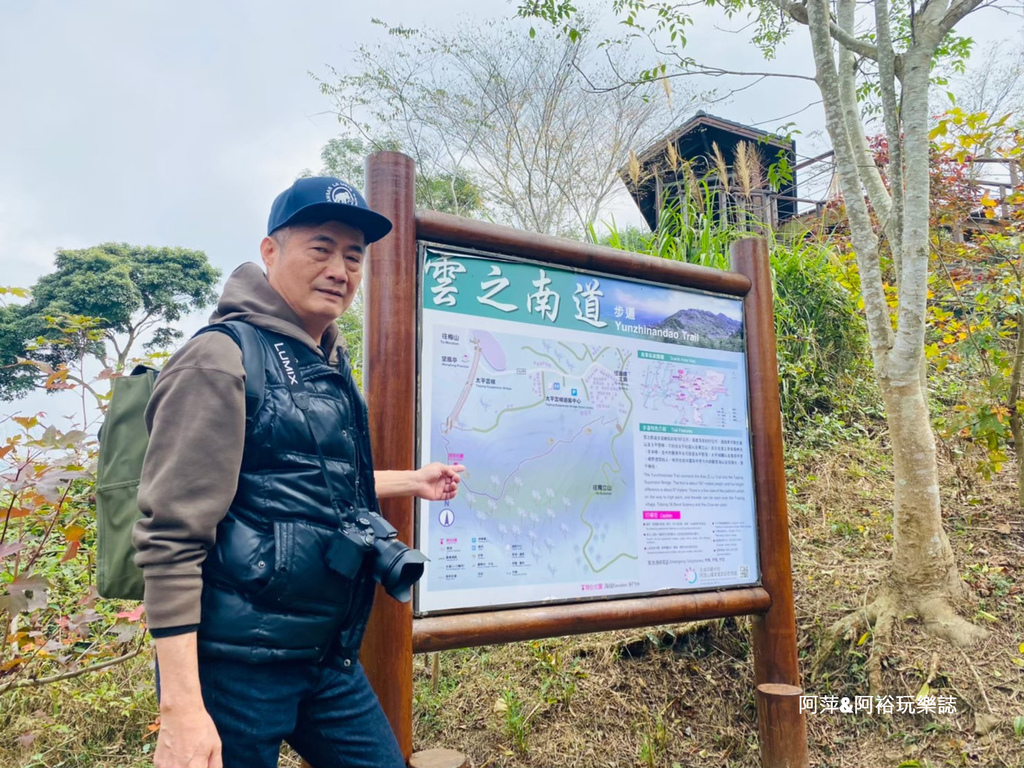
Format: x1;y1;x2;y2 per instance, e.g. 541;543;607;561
134;176;463;768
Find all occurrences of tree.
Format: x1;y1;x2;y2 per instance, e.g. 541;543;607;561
522;0;992;669
304;136;486;217
316;18;694;237
923;110;1024;508
0;292;35;401
1;243;220;400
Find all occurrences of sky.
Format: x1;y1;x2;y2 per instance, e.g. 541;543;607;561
0;0;1020;422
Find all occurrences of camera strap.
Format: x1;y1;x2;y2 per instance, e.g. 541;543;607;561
269;337;354;524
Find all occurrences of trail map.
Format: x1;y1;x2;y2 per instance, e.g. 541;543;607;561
417;248;760;613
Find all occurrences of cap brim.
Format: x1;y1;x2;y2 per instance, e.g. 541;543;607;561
275;202;394;244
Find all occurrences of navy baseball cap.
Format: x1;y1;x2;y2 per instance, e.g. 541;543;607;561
267;176;393;243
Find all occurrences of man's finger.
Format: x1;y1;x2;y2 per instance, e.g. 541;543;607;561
209;741;223;768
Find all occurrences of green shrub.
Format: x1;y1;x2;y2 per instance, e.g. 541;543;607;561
594;187;869;438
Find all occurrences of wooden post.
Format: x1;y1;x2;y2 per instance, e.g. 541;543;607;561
730;238;808;768
362;151;418;761
755;684;809;768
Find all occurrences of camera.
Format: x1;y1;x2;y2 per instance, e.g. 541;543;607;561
325;512;427;603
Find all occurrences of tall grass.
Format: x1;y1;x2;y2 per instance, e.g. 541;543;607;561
593;179;870;438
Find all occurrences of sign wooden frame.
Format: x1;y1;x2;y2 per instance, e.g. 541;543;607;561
359;152;808;768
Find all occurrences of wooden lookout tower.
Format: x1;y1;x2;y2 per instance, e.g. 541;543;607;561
623;112;801;232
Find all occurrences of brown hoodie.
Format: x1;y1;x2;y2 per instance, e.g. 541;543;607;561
133;262;346;630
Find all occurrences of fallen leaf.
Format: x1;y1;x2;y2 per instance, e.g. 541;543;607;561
493;698;508;714
975;712;1000;736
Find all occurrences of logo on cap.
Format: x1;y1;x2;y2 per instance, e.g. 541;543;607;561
326;182;358;206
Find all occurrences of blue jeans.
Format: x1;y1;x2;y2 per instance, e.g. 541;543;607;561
189;657;405;768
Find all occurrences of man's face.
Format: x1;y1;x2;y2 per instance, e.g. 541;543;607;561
260;220;366;337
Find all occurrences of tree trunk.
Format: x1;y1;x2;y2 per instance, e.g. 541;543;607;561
874;39;984;644
879;376;977;634
1006;305;1024;512
802;0;987;657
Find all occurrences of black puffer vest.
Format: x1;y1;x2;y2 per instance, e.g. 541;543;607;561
196;323;378;666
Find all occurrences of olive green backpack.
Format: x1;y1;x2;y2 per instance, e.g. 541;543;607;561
95;321;264;600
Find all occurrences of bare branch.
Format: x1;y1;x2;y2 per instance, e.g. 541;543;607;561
935;0;991;40
325;22;693;235
772;0;880;60
0;646;145;696
570;45;816;104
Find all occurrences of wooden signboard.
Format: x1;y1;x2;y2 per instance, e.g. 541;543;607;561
416;243;760;616
358;152;808;768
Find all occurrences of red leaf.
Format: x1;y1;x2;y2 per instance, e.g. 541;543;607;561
18;732;36;749
116;604;146;622
60;540;80;563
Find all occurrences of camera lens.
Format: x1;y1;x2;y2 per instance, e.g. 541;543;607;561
372;538;427;603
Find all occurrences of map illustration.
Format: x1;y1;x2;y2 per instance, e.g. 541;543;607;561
424;325;638;600
638;360;739;429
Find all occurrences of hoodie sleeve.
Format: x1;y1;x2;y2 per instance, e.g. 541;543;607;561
132;332;245;631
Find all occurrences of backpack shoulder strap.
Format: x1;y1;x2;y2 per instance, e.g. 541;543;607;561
192;321;266;418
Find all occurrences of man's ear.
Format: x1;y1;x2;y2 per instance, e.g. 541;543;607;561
260;236;278;271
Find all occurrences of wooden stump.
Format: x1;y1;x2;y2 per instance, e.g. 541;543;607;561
409;748;469;768
755;683;809;768
301;747;467;768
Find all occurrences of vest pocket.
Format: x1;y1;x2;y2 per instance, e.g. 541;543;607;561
254;520;355;614
204;515;275;594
